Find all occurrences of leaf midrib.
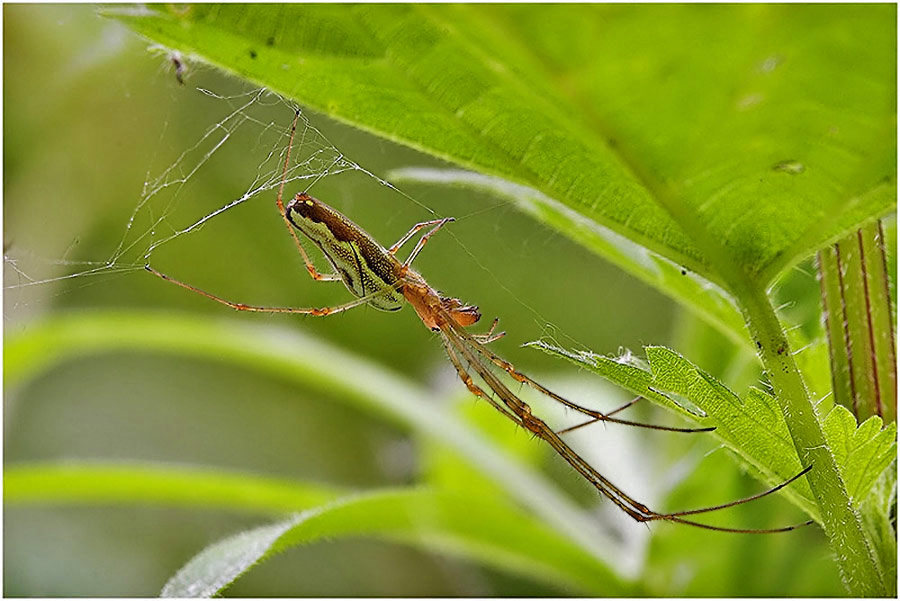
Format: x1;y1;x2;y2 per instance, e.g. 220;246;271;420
411;6;737;289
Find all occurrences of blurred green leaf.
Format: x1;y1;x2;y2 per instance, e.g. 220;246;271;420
160;488;623;597
421;391;549;499
4;462;341;513
4;463;621;595
4;311;622;570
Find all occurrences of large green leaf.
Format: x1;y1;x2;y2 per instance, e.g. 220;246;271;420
109;4;895;290
160;488;621;597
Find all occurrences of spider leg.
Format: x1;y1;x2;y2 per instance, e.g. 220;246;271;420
557;396;645;434
460;329;713;434
444;324;814;533
441;334;522;427
403;218;455;268
649;464;815;532
145;265;388;316
388;219;455;255
660;515;814;533
605;395;644;416
654;465;814;520
442;326;652;522
276;111;341;283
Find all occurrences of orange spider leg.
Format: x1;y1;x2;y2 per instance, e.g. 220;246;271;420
145;265;397;316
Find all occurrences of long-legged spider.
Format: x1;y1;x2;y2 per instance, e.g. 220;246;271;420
146;110;813;533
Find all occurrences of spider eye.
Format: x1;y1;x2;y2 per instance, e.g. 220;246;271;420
288;194;318;217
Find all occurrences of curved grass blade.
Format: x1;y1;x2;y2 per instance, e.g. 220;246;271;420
4;463;621;595
160;488;623;597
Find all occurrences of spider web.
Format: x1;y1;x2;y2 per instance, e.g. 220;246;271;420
4;83;572;345
3;87;418;317
3;77;610;430
131;89;364;268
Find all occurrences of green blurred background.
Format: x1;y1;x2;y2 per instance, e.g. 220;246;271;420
4;4;847;596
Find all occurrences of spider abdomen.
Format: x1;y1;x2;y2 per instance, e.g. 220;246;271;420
287;193;405;311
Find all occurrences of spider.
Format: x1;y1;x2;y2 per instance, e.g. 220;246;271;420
146;110;812;533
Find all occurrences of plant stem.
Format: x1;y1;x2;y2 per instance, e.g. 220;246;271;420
736;278;885;596
818;221;897;424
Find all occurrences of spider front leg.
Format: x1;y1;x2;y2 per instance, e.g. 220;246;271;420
403;217;455;268
383;215;454;270
388;218;455;255
275;111;340;283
